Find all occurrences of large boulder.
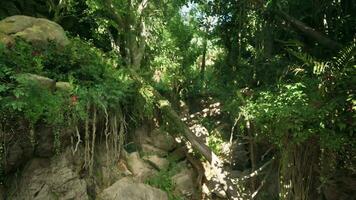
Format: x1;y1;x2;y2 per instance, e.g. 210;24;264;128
0;15;69;47
97;177;168;200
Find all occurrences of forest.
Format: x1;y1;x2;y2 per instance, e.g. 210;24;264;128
0;0;355;199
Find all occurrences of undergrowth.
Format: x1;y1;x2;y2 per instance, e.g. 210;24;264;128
145;157;184;200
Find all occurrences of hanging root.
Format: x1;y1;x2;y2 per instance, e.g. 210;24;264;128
89;105;97;176
79;102;127;175
101;104;110;166
111;114;118;161
117;109;126;159
84;102;90;169
71;126;81;155
29;125;36;148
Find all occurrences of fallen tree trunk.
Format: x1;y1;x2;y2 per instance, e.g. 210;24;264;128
130;70;248;200
252;0;342;50
277;10;342;50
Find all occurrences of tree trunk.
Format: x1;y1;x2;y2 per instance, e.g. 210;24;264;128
200;38;207;81
102;0;147;69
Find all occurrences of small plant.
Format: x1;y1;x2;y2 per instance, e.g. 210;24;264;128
207;131;224;156
145;158;183;200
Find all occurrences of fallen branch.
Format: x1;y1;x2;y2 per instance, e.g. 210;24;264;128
251;161;273;199
239;156;275;181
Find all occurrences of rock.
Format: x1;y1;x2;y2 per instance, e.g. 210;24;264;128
97;177;168;200
117;159;133;176
8;153;89;200
150;129;177;152
126;152;156;181
19;73;56;90
55;81;73;92
143;155;169;170
141;143;168;157
0;15;69;47
172;168;198;198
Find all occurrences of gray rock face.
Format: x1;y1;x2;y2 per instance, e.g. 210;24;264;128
0;15;69;47
8;154;88;200
98;177;168;200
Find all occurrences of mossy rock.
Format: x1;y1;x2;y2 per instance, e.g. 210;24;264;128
0;15;69;47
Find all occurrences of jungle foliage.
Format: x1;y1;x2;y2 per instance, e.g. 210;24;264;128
0;0;355;199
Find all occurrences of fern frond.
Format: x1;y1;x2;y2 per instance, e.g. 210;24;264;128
332;42;356;69
313;61;330;75
287;48;316;66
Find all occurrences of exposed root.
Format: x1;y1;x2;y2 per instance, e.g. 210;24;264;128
117;110;126;159
84;103;90;169
71;126;81;155
89;106;97;175
71;102;127;176
101;104;110;166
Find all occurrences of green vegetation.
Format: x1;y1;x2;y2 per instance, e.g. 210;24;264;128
0;0;355;199
145;161;183;200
